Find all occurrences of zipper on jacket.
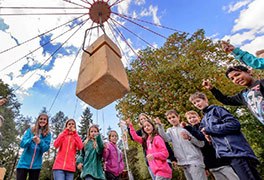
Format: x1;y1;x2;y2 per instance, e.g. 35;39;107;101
224;137;232;152
30;144;38;169
63;135;72;169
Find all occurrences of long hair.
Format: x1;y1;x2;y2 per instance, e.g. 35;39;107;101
64;119;76;129
84;124;99;145
141;119;158;151
31;113;49;137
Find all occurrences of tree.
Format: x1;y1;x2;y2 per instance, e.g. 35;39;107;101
0;80;21;180
116;29;264;178
78;107;93;140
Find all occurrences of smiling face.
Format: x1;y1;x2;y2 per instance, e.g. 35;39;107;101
227;70;254;87
191;97;208;110
38;115;48;128
166;113;180;126
109;131;118;144
143;121;154;135
186;113;200;126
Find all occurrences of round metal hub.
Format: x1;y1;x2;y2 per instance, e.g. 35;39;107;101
89;1;111;24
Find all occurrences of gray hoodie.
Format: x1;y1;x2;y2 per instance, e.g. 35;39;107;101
157;124;205;166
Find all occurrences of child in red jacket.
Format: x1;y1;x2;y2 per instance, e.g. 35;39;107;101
52;119;83;180
126;118;172;180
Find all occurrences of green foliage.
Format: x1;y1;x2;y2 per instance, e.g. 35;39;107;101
116;29;264;178
78;107;93;140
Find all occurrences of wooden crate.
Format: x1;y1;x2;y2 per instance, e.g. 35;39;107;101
76;34;130;109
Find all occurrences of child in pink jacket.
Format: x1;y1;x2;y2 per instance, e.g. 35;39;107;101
103;130;125;180
52;119;83;180
126;118;172;180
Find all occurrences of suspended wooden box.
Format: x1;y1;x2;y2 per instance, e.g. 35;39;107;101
76;34;130;109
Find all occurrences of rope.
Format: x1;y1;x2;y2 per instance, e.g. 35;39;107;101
14;18;89;92
0;16;90;73
48;45;83;113
109;18;141;60
110;17;155;48
63;0;89;9
110;0;126;7
0;6;85;9
0;12;86;15
112;11;185;33
73;97;79;119
0;13;87;55
106;20;130;67
113;12;167;39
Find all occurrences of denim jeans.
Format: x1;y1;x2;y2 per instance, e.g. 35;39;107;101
53;170;74;180
230;157;261;180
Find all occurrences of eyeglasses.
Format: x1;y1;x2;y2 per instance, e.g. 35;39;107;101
68;123;75;125
39;118;47;120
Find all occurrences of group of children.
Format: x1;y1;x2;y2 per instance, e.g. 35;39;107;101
16;114;125;180
13;42;264;180
124;42;264;180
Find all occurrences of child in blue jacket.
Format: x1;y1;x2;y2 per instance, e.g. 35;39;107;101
189;92;261;180
16;113;51;180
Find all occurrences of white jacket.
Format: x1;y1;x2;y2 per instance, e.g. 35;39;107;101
157;124;205;166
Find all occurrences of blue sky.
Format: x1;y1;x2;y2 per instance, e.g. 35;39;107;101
1;0;264;136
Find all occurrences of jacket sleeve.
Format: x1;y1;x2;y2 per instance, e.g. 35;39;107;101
165;142;177;162
183;129;204;148
184;125;205;141
73;132;84;150
156;124;172;142
20;128;33;148
128;124;143;144
76;149;84;165
151;136;169;160
39;133;51;153
103;143;110;161
232;48;264;69
95;134;104;155
210;87;244;106
54;129;68;149
205;107;241;135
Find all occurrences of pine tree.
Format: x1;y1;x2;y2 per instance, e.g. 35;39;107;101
78;107;93;140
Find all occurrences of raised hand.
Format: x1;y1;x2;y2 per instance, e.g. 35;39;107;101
221;40;235;54
153;117;161;125
125;118;131;126
202;79;213;90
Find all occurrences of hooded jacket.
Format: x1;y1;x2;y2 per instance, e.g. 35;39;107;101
53;129;83;172
200;105;258;161
103;142;125;177
17;128;51;169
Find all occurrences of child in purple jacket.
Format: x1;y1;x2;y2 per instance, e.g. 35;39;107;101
103;130;125;180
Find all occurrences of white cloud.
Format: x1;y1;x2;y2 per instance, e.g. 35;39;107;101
117;0;132;15
149;5;160;25
135;0;145;6
223;0;252;13
232;0;264;32
139;5;161;25
221;0;264;55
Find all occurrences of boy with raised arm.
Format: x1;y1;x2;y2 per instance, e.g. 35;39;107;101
203;65;264;125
